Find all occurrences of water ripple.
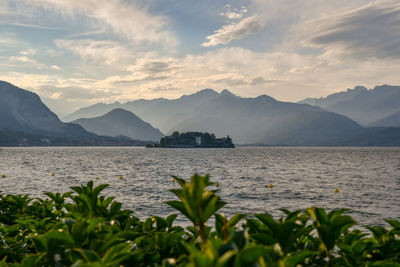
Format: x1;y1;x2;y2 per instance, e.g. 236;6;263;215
0;146;399;226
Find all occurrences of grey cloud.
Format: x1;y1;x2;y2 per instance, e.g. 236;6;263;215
251;77;278;86
214;76;278;87
309;1;400;59
150;86;180;93
214;77;247;86
38;85;118;100
202;16;264;47
112;75;169;85
140;61;181;74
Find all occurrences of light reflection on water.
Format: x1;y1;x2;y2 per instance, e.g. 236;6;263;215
0;147;399;226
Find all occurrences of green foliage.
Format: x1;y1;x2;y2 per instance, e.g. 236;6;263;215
157;132;234;148
165;174;225;242
0;173;399;266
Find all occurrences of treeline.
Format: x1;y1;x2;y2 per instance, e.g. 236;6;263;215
156;131;234;148
0;129;149;147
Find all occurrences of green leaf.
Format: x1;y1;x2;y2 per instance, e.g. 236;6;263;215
386;219;400;230
284;251;315;267
164;200;193;223
317;225;335;251
74;249;102;263
251;233;275;246
237;246;270;265
307;207;328;225
166;214;178;227
93;184;109;197
20;254;43;267
330;215;356;235
255;213;279;234
226;214;246;229
43;229;75;245
191;174;205;202
277;221;296;251
172;176;186;187
203;196;221;222
216;250;237;267
102;243;131;264
351;241;368;255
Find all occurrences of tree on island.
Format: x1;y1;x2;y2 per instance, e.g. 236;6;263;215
154;131;234;148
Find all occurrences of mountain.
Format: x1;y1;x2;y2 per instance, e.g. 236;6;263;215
63;101;123;122
63;89;221;133
368;110;400;127
171;94;364;145
3;81;400;146
0;81;92;138
65;89;369;145
72;109;164;141
299;85;400;125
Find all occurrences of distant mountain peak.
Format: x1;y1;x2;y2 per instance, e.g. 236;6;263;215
349;85;367;92
299;84;400;125
72;108;163;141
107;108;131;115
0;81;92;138
256;94;276;102
195;88;219;95
220;89;236;97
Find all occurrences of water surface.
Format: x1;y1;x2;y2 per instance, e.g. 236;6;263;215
1;147;399;225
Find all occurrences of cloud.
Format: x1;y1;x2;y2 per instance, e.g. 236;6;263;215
9;56;35;63
219;4;248;20
20;49;37;55
54;39;133;65
307;0;400;59
9;55;46;69
50;65;61;71
0;36;20;46
36;84;120;116
127;58;182;74
37;84;118;101
1;0;177;46
202;16;264;47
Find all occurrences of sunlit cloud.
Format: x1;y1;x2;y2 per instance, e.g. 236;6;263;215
1;0;177;46
50;65;62;71
306;0;400;59
1;0;400;116
202;16;264;47
219;4;248;20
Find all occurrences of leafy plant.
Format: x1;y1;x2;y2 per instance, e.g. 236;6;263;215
165;174;226;243
0;174;400;266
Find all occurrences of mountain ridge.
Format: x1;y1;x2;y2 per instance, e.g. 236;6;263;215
62;87;368;145
72;108;164;141
0;81;93;138
299;85;400;125
3;80;400;146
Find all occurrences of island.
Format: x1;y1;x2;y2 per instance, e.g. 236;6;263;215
146;131;235;148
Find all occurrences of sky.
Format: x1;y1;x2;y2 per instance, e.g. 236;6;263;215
1;0;400;116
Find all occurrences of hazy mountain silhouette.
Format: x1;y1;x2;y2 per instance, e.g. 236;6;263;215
368;110;400;127
3;81;400;146
299;85;400;125
72;109;164;141
0;81;92;138
63;102;123;122
171;94;364;145
64;89;367;145
64;89;221;133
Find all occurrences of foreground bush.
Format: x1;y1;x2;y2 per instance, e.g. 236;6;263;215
0;174;399;266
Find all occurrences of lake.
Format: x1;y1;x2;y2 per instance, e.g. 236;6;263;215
1;147;399;226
